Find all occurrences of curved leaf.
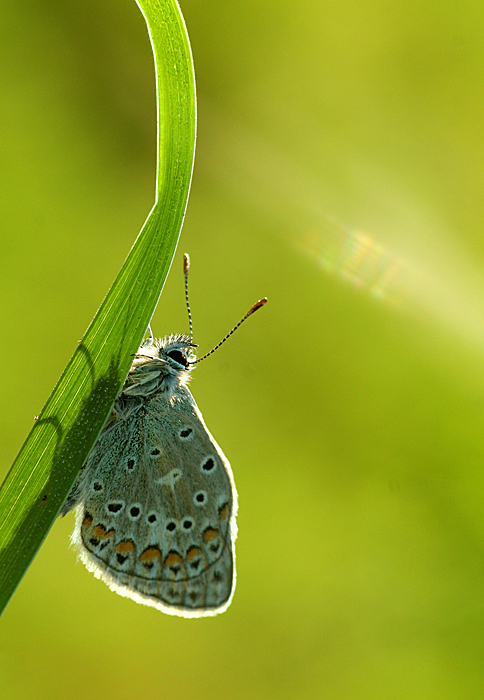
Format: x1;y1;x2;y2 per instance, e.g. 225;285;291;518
0;0;196;614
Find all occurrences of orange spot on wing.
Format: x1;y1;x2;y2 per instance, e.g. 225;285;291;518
203;528;219;542
140;547;162;562
92;525;114;539
219;504;229;521
165;552;182;567
83;513;93;529
186;546;201;561
116;540;135;554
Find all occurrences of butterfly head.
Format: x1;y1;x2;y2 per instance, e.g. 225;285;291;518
124;334;197;398
157;334;197;372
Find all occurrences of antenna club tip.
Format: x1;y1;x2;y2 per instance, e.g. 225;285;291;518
183;253;190;274
248;297;268;315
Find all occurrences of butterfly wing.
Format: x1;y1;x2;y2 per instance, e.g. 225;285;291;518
70;384;237;617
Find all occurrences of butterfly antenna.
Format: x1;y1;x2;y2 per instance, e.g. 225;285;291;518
183;253;193;342
190;297;268;365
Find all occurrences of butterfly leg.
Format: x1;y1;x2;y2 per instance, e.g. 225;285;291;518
141;324;154;347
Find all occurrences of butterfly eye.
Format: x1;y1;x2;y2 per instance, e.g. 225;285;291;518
166;349;188;367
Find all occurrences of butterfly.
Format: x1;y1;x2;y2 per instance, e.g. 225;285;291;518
61;255;266;617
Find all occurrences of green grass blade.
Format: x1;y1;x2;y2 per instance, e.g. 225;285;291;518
0;0;196;615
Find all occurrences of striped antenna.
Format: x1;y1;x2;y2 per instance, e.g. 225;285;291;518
183;253;193;342
189;297;267;365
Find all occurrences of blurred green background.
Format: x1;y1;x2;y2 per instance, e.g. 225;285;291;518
2;0;484;698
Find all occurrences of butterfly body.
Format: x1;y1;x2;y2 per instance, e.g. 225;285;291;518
62;334;237;617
